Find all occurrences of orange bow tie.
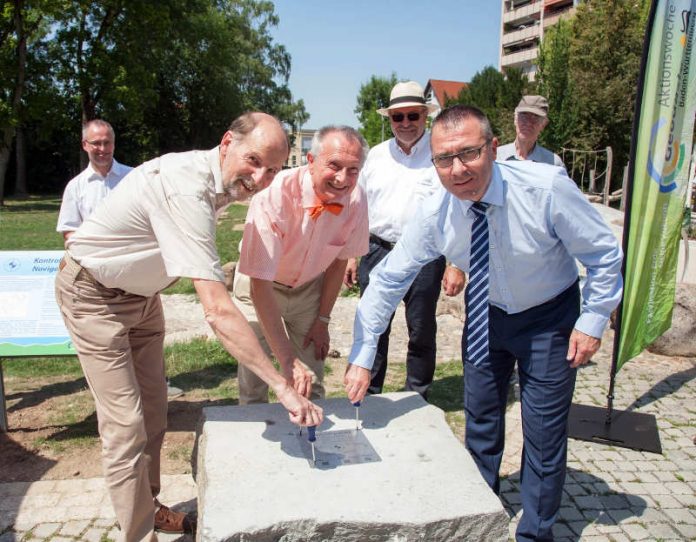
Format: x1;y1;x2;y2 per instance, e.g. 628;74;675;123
307;202;344;221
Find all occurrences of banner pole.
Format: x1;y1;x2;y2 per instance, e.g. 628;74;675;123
605;0;660;424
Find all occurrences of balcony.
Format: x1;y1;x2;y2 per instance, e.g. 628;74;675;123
543;6;576;27
502;25;541;47
501;46;539;68
503;0;542;25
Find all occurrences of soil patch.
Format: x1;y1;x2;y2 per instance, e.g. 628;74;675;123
1;295;464;483
1;358;354;483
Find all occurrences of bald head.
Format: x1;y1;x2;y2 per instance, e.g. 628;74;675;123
218;112;289;203
228;112;289;156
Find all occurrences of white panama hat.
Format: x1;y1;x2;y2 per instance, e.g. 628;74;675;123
377;80;439;116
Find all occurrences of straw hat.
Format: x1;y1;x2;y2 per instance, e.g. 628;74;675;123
377;81;439;116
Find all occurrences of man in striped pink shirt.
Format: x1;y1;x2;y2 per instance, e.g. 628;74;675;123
234;125;369;404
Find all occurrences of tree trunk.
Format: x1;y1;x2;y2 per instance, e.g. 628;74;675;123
1;0;29;204
14;126;27;197
0;140;12;206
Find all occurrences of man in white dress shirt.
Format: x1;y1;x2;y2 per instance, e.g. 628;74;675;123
343;80;465;399
56;119;132;244
56;121;185;398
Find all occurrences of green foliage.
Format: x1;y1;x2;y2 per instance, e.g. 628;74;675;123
536;0;645;180
536;18;579;152
1;0;307;198
568;0;644;175
448;65;528;143
354;73;398;147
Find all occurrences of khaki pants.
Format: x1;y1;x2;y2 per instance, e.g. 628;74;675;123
233;271;325;404
55;254;166;542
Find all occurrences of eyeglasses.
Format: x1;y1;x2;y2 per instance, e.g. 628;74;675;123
390;112;421;123
516;112;544;124
85;139;114;149
431;141;491;168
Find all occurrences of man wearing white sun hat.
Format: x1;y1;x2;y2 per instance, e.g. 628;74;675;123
343;80;465;399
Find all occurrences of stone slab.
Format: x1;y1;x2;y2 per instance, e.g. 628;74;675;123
196;392;507;542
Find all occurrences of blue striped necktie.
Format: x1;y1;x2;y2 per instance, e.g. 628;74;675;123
466;202;490;366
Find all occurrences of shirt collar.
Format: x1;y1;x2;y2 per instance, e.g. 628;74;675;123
515;139;538;159
209;146;224;194
299;166;317;208
391;131;430;158
85;160;116;179
471;163;504;210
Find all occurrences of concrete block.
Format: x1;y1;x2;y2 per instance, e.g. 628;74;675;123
196;392;507;541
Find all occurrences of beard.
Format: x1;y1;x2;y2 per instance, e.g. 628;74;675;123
215;176;256;218
223;176;256;201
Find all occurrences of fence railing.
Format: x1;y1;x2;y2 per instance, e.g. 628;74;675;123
560;146;625;207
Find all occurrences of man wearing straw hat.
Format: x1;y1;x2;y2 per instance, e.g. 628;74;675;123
344;80;465;399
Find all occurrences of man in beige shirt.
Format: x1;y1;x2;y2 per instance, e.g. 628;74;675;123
56;112;323;542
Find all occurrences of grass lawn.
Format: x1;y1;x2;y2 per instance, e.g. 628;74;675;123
0;195;249;294
0;196;65;250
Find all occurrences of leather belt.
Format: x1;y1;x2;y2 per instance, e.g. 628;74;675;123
369;234;395;251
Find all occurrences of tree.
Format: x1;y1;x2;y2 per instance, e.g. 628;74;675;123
449;65;528;143
46;0;306;160
0;0;57;203
536;17;579;152
354;73;398;147
567;0;645;177
1;0;307;198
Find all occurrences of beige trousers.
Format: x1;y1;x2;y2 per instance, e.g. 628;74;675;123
55;254;166;542
233;271;326;404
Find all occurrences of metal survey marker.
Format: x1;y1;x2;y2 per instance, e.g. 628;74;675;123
296;428;381;469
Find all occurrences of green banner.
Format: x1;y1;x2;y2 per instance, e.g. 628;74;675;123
618;0;696;369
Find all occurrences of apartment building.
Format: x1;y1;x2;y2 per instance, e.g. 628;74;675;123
499;0;580;80
286;128;316;168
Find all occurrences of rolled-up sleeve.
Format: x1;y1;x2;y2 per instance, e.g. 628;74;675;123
550;173;623;338
56;181;82;233
349;203;443;369
151;193;224;282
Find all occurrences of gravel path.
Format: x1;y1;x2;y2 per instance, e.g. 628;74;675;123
161;292;465;362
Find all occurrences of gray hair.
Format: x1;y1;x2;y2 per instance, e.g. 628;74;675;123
310;125;369;165
82;119;115;141
431;105;494;141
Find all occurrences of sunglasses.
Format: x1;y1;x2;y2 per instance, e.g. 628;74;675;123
390;112;421;123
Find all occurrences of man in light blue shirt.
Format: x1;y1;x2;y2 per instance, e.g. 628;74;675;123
344;105;622;542
496;95;565;168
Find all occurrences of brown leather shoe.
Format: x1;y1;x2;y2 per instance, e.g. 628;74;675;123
154;503;196;534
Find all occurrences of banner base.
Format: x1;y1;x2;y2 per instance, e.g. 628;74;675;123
568;403;662;454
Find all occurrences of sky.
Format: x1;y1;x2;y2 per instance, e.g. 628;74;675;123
270;0;503;129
